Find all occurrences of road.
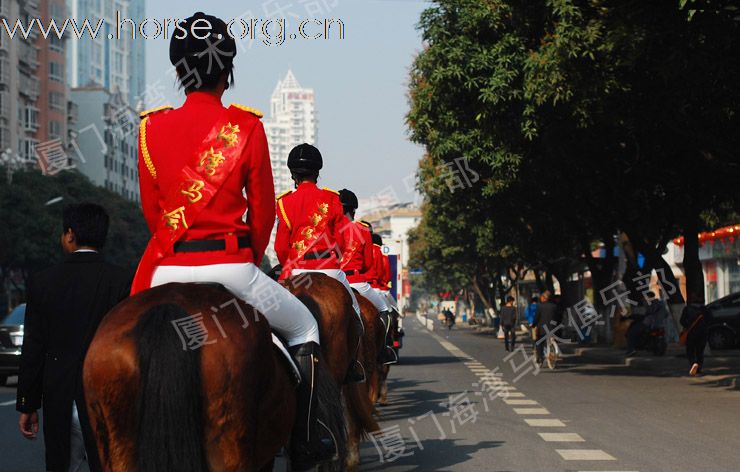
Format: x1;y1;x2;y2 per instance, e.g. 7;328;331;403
1;315;738;471
357;315;740;472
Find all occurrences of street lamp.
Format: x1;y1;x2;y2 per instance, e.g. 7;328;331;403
1;149;25;185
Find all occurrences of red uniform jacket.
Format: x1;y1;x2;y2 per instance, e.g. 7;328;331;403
339;219;374;284
369;244;391;290
274;182;345;278
137;92;274;268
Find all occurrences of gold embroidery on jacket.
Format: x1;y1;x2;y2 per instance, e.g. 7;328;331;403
199;147;226;176
163;206;188;231
180;180;205;204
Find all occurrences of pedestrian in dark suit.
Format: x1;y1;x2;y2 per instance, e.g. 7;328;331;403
680;293;711;377
499;296;517;352
16;203;131;472
533;291;558;364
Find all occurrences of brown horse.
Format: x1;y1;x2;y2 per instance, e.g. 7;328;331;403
83;282;346;471
343;292;389;471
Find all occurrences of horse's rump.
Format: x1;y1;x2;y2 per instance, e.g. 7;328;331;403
83;283;295;472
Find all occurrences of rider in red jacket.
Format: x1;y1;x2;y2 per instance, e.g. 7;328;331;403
132;13;333;468
274;143;365;382
338;190;397;365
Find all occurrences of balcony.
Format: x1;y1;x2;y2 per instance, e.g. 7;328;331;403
19;76;39;100
18;42;39;69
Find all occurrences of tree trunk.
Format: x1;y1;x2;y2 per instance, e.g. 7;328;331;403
682;213;705;304
471;276;494;311
655;256;685;305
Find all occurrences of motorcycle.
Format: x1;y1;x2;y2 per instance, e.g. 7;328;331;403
627;315;668;356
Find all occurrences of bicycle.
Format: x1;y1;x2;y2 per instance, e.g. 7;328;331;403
543;336;561;370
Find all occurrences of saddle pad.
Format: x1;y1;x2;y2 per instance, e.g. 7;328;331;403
272;333;301;384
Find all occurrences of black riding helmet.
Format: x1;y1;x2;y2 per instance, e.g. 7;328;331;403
339;189;358;212
288;143;323;172
169;12;237;91
372;233;382;246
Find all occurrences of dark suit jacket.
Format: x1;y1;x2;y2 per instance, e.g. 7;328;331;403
499;306;517;327
16;252;131;472
533;301;558;331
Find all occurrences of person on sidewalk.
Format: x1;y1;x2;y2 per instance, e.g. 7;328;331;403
16;203;132;472
500;296;517;352
680;293;711;376
533;291;558;364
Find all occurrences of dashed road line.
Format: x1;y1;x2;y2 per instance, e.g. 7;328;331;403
416;316;626;468
539;432;585;442
1;400;16;407
514;407;550;415
504;399;539;405
524;418;566;427
556;449;616;461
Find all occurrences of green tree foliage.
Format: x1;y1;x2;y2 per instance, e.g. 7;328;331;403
0;168;148;304
407;0;740;307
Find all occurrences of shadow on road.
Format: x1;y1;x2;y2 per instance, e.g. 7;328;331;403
360;439;504;471
399;356;464;366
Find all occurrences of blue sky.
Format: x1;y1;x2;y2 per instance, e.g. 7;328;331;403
143;0;430;202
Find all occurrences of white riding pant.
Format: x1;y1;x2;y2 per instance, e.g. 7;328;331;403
291;268;362;319
151;262;319;346
350;282;389;313
378;289;398;311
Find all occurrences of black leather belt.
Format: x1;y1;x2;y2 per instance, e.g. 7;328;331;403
345;270;356;276
174;236;250;253
304;251;335;260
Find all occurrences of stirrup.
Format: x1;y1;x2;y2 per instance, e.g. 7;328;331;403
379;346;398;365
345;360;366;384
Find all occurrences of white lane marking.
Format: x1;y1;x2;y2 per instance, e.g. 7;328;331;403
515;407;550;415
556;449;616;461
503;392;525;398
504;399;538;405
525;418;566;427
539;433;585;442
1;400;16;406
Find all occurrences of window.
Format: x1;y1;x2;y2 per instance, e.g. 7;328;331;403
49;62;63;82
49;120;61;139
24;107;39;131
49;91;64;111
49;35;63;53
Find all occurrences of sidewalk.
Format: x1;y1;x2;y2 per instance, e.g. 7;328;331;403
569;344;740;390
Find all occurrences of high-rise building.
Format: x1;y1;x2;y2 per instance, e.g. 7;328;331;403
0;0;42;163
264;70;318;195
70;86;140;202
262;70;318;264
66;0;145;107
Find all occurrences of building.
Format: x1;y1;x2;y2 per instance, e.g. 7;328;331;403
665;224;740;303
0;0;42;162
66;0;145;107
359;203;421;311
359;202;421;267
264;70;318;195
70;86;140;201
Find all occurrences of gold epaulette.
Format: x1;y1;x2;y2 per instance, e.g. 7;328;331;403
323;187;340;195
374;244;381;248
139;105;173;119
276;190;292;201
230;103;264;118
358;221;370;228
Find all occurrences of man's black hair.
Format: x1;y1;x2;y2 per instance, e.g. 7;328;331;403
506;296;515;303
62;203;110;249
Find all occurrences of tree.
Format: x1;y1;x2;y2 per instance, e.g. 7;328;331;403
0;168;149;309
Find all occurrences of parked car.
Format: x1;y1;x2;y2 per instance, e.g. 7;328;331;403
0;303;25;386
706;292;740;350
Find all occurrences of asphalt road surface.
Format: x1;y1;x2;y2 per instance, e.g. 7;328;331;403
1;315;738;471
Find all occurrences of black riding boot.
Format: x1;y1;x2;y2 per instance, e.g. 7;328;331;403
289;342;337;470
345;310;367;383
377;311;398;365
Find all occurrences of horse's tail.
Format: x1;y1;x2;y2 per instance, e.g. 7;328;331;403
343;383;380;439
314;353;348;469
132;304;208;472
